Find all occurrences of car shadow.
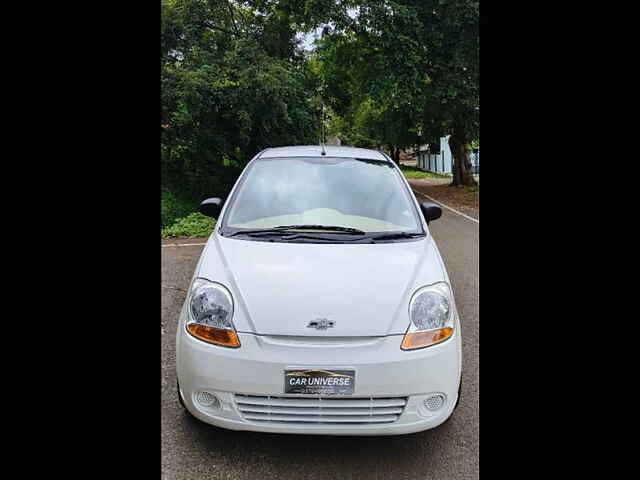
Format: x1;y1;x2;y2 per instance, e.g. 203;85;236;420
180;410;459;478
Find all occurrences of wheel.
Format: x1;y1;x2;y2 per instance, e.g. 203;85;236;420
177;379;197;420
177;380;214;426
436;377;462;429
454;376;462;411
177;379;186;409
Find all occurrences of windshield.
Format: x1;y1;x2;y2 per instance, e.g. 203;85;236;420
221;157;422;235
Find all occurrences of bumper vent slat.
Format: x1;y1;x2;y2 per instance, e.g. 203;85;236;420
234;395;408;425
238;406;403;416
235;396;407;408
242;413;399;423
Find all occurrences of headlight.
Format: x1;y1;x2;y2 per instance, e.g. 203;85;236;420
401;282;455;350
186;278;240;348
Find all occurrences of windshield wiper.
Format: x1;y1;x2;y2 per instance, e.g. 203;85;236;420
281;224;366;234
227;225;366;237
366;231;425;241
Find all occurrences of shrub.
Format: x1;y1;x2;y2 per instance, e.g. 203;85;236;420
161;186;196;228
161;212;216;238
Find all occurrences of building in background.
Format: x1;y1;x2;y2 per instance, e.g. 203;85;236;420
415;136;479;175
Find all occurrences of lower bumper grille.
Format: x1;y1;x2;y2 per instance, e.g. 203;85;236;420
234;394;408;425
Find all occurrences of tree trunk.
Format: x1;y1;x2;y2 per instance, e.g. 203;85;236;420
390;145;400;165
449;128;477;187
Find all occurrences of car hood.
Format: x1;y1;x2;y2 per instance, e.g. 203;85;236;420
197;234;447;337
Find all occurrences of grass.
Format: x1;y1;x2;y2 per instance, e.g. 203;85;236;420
400;166;450;179
162;212;216;238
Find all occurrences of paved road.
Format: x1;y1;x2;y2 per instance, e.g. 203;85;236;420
161;198;479;480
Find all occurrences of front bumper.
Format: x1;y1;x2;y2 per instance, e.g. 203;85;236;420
176;310;461;436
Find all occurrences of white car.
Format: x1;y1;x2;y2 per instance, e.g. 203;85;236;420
176;145;462;435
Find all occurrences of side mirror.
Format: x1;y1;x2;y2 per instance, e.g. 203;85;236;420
419;202;442;224
199;197;223;218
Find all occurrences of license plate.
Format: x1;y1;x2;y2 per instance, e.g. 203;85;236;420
284;369;355;395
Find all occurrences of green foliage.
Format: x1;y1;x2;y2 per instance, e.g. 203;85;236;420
161;185;195;228
310;0;478;166
162;212;216;238
161;0;321;213
160;0;479;213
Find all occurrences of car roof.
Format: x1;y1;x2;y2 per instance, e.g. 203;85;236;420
258;145;388;161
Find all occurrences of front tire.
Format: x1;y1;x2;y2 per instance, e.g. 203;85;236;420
177;379;198;420
454;376;462;410
438;377;462;428
177;379;186;409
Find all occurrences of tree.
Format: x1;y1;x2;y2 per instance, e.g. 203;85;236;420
410;0;479;186
161;0;321;204
313;14;423;162
160;0;479;228
304;0;479;185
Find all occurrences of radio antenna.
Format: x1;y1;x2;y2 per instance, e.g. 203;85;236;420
319;27;328;156
320;103;326;155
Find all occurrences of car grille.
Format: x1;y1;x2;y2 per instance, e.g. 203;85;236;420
234;394;408;425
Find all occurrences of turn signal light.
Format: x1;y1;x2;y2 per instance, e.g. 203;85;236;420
187;324;241;348
401;327;453;350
